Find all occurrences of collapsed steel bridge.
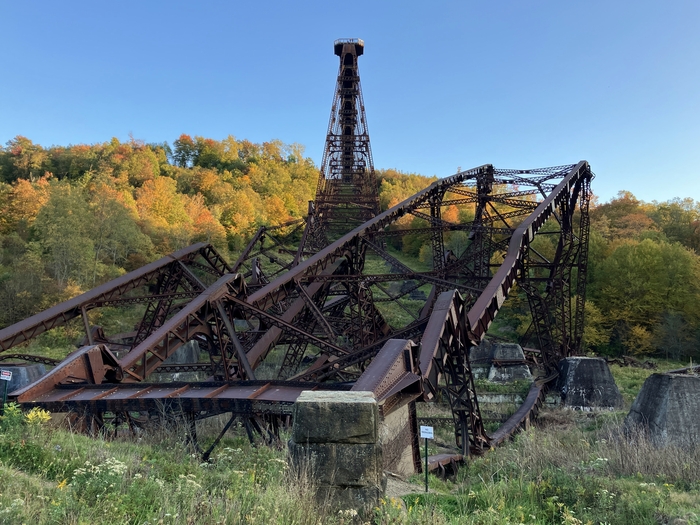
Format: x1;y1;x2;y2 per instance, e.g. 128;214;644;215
1;39;593;464
2;161;593;461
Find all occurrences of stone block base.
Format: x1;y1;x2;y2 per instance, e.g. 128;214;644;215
557;357;623;409
292;391;378;444
289;390;385;516
315;482;386;515
625;373;700;447
288;440;383;486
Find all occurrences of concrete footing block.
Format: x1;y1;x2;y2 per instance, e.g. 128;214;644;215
291;391;378;444
557;357;623;409
289;390;385;516
625;373;700;447
469;340;533;383
488;364;532;382
3;364;47;395
288;441;383;486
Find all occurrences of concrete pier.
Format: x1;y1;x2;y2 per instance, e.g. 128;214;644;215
3;364;47;396
288;391;385;516
625;373;700;447
557;357;623;409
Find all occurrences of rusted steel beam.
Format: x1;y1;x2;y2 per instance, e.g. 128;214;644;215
11;344;123;402
242;259;346;368
363;239;480;293
247;165;491;311
232;219;304;273
0;354;60;365
301;272;431;284
87;291;202;308
12;380;351;415
295;283;337;341
0;243;224;352
226;294;348;360
351;339;421;402
374;225;515;238
214;301;255;380
489;382;545;446
417;290;488;455
466;162;590;343
292;317;429;382
119;274;245;380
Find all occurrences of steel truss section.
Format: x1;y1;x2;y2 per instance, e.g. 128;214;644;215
0;243;231;353
311;39;380;244
5;161;593;465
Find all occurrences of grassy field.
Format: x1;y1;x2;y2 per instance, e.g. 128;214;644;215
1;363;699;524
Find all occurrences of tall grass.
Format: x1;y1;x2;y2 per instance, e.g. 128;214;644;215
444;409;700;524
0;405;330;525
2;404;700;524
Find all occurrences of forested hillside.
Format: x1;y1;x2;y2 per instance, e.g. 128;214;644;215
0;135;698;359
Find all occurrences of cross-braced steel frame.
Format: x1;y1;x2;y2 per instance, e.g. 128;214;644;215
2;161;593;460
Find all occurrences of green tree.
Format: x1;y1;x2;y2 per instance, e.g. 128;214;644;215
33;181;95;288
0;241;46;328
1;136;49;182
590;237;700;355
172;134;196;168
649;197;700;252
136;177;193;252
88;181;154;278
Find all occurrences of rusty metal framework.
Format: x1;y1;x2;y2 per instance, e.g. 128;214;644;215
0;36;596;468
2;160;593;462
310;38;380;246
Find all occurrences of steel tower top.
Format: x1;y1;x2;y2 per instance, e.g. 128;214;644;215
312;38;380;243
334;38;364;56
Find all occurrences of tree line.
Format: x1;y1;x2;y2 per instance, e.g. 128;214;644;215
1;135;698;359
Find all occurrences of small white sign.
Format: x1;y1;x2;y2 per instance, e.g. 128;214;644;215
419;425;434;439
0;370;12;381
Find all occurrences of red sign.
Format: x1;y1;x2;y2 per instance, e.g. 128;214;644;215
0;370;12;381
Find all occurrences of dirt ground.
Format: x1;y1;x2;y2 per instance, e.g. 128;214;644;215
384;473;429;499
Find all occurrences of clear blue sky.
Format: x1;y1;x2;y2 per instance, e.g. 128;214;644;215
1;1;698;203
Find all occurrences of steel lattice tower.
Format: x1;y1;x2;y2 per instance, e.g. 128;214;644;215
313;38;380;242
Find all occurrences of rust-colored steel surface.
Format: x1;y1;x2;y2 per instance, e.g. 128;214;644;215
0;243;229;352
309;38;380;246
2;40;594;464
5;160;592;460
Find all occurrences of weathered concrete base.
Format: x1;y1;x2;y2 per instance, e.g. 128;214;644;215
488;364;532;382
378;400;417;477
492;343;526;361
3;364;46;394
470;340;532;383
289;391;385;516
469;340;492;362
288;441;383;486
625;373;700;447
315;484;386;512
557;357;623;409
291;391;378;444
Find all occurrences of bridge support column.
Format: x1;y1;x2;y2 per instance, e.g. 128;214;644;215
288;391;385;516
3;364;47;394
626;373;700;447
557;357;623;409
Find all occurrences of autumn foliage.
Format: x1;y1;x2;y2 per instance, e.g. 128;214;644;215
0;136;699;360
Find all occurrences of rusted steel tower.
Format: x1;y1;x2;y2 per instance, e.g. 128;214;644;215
312;38;380;244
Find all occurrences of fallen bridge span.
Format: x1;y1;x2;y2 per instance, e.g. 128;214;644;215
4;160;593;466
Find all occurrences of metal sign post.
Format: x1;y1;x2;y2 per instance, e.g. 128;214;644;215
0;369;12;416
419;425;434;492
